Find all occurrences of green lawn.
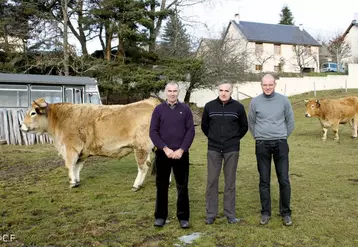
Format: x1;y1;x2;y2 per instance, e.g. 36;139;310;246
1;89;358;247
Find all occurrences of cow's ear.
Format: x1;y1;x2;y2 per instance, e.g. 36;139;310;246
33;98;48;108
315;99;321;107
304;99;309;105
34;107;47;115
33;99;48;115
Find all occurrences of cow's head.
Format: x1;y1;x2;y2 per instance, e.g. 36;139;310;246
20;98;50;134
304;99;321;118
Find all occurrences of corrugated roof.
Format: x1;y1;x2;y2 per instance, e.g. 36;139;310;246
231;21;321;46
0;73;98;85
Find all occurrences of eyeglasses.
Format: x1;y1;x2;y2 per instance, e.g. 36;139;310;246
261;84;275;88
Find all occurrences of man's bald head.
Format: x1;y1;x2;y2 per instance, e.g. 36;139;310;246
261;73;277;96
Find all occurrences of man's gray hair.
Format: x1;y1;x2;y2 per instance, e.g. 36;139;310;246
165;81;180;91
217;80;233;91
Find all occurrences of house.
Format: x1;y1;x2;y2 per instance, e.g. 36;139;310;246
224;14;321;73
342;18;358;63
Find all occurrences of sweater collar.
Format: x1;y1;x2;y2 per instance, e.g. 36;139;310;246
263;91;276;99
216;97;233;105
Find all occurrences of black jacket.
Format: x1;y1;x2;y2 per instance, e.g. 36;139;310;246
201;97;248;153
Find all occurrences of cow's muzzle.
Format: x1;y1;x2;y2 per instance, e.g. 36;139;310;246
20;124;30;132
305;113;311;118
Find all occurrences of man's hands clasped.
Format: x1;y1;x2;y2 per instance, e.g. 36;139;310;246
163;147;184;159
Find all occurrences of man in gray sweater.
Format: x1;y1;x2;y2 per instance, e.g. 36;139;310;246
248;73;295;226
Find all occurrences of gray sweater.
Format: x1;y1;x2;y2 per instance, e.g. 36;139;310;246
248;92;294;140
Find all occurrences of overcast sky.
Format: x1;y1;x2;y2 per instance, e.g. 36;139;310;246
85;0;357;53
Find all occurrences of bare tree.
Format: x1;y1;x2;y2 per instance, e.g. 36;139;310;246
182;33;249;102
291;44;318;73
253;52;274;72
328;34;351;70
352;56;358;63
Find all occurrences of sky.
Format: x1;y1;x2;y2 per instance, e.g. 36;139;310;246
84;0;358;53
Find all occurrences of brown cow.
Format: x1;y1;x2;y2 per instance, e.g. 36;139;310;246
20;97;161;190
304;96;358;141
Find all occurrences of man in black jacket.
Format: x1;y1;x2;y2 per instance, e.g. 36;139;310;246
201;82;248;224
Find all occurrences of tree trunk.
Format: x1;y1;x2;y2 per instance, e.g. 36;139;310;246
148;0;157;52
184;81;194;103
116;39;125;61
105;25;112;61
61;0;69;76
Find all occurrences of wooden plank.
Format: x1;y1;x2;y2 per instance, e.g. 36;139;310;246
8;110;16;144
3;109;10;145
12;109;21;145
0;109;4;141
18;110;28;146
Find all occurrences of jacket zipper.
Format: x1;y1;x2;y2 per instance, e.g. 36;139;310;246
221;103;225;152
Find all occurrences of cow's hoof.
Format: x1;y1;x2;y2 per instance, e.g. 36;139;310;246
70;182;80;188
131;186;140;192
351;136;357;139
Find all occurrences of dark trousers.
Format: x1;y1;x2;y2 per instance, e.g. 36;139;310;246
255;139;291;217
206;150;239;219
154;150;190;221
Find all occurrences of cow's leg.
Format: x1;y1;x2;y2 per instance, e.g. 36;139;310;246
351;119;357;138
73;159;85;186
322;127;328;141
64;149;80;188
132;149;151;191
332;124;339;142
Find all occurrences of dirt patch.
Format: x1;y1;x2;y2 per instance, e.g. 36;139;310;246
0;158;63;181
348;178;358;183
291;173;303;178
133;235;164;247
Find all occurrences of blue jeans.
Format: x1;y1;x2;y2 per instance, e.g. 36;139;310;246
255;139;291;216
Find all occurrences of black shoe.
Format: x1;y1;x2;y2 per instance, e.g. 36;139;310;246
154;218;165;227
227;217;240;224
205;218;215;225
179;220;190;229
260;215;270;225
283;215;293;226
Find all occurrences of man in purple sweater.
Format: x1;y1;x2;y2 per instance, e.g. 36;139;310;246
149;82;195;228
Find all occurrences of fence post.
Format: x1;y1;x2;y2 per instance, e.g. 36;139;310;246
313;81;316;96
345;79;348;93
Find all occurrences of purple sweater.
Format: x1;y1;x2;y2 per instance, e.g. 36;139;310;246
149;102;195;152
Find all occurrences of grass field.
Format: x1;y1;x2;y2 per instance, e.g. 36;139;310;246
1;89;358;247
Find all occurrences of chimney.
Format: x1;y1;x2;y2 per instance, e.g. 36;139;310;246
299;24;304;31
234;13;240;24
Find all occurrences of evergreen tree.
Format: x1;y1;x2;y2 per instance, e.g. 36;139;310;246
279;5;294;25
159;11;191;57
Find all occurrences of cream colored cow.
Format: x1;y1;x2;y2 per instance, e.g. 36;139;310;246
304;96;358;141
20;97;160;190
